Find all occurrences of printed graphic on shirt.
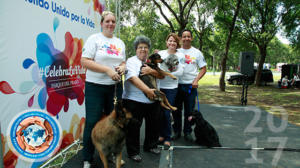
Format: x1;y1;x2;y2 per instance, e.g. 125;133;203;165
101;44;122;56
180;55;196;64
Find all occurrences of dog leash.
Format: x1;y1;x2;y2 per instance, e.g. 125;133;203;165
113;82;118;106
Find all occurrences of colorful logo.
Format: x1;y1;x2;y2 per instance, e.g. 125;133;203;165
7;109;62;162
184;55;194;64
103;44;121;56
0;18;86;116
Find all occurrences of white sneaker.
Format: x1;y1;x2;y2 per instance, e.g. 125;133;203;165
83;161;91;168
121;159;125;166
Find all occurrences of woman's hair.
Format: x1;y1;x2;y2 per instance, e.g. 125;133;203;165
100;11;115;23
166;33;180;49
133;35;151;50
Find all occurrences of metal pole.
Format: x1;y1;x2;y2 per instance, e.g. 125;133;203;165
0;122;4;168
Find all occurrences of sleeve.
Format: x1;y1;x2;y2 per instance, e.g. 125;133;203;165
125;58;140;80
197;50;207;69
82;35;96;59
121;40;126;61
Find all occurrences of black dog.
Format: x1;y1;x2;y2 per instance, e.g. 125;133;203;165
189;110;222;147
139;53;177;111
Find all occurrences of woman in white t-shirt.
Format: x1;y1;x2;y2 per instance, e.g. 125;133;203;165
157;33;184;148
80;11;126;168
122;36;163;162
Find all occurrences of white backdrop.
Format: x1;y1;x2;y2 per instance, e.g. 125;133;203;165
0;0;105;167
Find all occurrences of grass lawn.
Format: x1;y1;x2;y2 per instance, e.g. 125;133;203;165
197;73;300;126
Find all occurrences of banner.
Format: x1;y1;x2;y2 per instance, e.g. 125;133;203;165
0;0;105;167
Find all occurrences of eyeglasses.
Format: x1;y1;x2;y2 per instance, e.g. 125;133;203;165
137;46;149;50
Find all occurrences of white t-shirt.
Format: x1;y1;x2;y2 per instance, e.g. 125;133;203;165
178;47;207;84
293;75;300;81
122;56;154;104
158;50;184;89
82;33;126;85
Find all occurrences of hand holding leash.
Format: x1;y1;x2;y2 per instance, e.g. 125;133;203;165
115;65;126;75
192;80;199;88
107;69;121;81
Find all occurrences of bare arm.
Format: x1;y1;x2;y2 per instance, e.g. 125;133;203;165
81;57;121;81
140;64;165;79
128;76;157;99
192;66;207;88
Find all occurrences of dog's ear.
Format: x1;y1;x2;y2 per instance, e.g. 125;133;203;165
149;53;161;62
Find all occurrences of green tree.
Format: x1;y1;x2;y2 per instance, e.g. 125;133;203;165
282;0;300;50
213;0;242;91
236;0;285;86
151;0;197;33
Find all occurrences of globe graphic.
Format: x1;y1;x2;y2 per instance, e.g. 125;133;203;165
23;124;47;147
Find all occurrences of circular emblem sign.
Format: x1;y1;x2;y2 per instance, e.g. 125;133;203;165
7;109;62;162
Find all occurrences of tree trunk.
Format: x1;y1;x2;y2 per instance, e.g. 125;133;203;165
219;0;242;91
255;44;267;86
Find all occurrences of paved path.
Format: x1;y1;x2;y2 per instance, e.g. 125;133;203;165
63;104;300;168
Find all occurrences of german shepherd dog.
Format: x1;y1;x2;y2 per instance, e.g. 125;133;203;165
91;100;132;168
139;53;177;111
189;110;222;147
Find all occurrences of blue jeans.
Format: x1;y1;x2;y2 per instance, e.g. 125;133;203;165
173;84;196;135
160;88;178;141
82;81;122;162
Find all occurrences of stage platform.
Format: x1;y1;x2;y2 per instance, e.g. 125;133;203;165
63;104;300;168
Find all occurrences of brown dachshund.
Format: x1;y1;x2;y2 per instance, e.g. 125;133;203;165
139;53;177;111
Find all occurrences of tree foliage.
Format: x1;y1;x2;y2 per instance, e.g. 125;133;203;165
282;0;300;50
106;0;299;83
236;0;285;86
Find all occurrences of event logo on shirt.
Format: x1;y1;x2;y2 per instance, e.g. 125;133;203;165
184;55;195;64
7;109;62;162
103;44;121;56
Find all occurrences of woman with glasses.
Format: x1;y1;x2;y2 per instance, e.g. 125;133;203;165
81;11;126;168
122;35;162;162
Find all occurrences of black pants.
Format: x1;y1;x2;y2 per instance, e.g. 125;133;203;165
173;84;196;135
82;82;122;162
123;99;161;156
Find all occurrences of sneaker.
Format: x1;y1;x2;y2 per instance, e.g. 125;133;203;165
121;159;125;165
145;148;161;154
128;154;142;162
184;133;194;142
83;161;91;168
